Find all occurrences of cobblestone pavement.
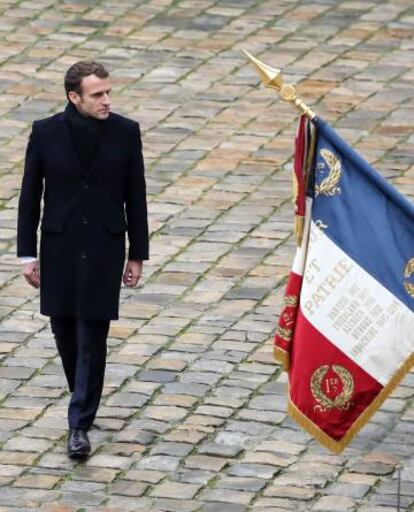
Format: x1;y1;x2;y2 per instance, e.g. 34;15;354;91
0;0;413;510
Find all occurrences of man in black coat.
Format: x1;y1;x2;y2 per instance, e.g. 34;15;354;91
17;61;149;458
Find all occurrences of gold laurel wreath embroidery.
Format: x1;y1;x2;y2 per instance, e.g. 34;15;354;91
404;259;414;277
404;258;414;298
315;149;342;197
310;365;354;412
404;282;414;298
283;295;298;307
276;326;293;342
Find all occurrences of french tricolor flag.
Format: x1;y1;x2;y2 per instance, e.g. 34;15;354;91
275;116;414;453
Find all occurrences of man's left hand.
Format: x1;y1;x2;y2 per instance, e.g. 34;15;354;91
123;260;143;287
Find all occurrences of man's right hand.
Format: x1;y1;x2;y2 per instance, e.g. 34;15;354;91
23;260;40;288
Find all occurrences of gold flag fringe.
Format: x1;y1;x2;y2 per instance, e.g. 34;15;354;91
288;352;414;453
274;345;289;371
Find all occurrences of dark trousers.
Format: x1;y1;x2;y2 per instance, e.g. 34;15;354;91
50;317;110;430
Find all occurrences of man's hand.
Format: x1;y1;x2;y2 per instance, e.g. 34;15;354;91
23;260;40;289
123;260;143;288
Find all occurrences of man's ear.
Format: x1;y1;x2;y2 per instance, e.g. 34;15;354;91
68;91;81;105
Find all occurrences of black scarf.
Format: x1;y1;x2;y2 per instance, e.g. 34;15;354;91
64;102;106;173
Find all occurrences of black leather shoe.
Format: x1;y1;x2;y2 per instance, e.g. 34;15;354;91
67;429;91;459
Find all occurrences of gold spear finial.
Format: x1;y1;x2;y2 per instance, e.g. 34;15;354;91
242;50;283;90
243;50;315;120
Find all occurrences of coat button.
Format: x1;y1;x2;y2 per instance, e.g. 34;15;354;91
80;252;87;259
82;217;88;225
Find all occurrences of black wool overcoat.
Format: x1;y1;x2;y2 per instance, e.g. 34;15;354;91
17;110;149;320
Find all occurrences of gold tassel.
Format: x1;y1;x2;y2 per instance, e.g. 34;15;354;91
295;215;305;247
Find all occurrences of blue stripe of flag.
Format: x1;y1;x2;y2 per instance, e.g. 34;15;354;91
311;117;414;311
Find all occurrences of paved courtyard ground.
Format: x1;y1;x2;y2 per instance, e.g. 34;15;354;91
0;0;413;510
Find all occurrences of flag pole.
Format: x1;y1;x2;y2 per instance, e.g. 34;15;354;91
243;50;315;245
243;50;316;120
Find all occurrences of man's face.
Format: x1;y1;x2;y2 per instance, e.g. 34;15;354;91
69;74;111;120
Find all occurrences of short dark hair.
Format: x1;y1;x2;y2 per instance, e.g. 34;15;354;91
64;60;109;99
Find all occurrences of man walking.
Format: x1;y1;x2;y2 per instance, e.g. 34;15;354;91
17;61;149;458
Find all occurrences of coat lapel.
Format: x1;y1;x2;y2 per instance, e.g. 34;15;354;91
58;113;83;178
